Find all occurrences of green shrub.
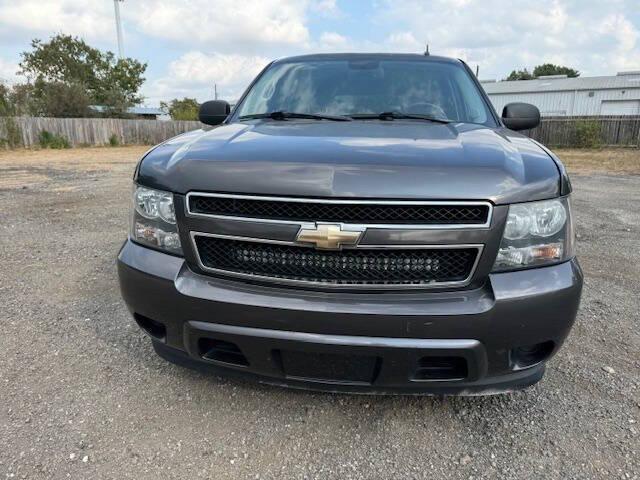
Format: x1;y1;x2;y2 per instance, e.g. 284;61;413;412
573;120;601;148
108;134;120;147
0;117;22;148
38;130;70;149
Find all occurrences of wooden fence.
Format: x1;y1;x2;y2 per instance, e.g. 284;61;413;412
525;116;640;147
0;116;203;148
2;115;640;148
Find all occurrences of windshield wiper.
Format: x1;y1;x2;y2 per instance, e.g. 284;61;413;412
350;112;451;124
239;111;352;122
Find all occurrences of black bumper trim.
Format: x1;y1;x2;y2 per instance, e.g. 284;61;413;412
184;321;487;387
117;240;583;394
154;340;545;395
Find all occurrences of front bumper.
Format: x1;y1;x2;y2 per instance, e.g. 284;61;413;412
117;240;583;394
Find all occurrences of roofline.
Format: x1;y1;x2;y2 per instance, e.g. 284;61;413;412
89;105;165;114
487;85;640;94
272;53;462;64
482;74;640;94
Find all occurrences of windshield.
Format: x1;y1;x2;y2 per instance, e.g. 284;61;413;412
235;58;495;125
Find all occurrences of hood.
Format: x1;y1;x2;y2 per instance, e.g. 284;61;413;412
136;121;562;204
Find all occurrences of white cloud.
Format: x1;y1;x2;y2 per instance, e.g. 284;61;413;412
318;32;350;50
0;0;113;42
385;32;422;52
377;0;640;78
125;0;310;51
314;31;427;54
596;14;640;71
310;0;344;18
1;0;639;104
145;51;270;103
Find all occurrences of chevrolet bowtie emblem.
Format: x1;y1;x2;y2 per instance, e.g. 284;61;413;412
296;223;363;250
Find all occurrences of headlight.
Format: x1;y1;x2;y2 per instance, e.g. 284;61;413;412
131;185;182;255
134;186;176;223
492;197;574;271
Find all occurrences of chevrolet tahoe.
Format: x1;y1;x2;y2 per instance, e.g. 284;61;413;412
117;53;583;394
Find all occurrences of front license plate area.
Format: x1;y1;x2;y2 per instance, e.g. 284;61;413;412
278;349;380;385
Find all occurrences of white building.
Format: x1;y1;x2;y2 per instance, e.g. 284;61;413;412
89;105;169;120
481;71;640;116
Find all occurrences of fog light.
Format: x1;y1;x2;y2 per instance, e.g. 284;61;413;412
511;341;555;369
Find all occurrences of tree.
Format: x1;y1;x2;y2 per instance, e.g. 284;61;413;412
18;34;147;116
506;68;535;81
0;83;11;116
0;82;34;116
30;80;91;118
532;63;580;78
160;98;200;121
0;82;26;148
506;64;581;81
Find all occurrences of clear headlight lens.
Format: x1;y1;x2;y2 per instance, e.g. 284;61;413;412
134;186;176;223
131;185;182;255
493;197;574;271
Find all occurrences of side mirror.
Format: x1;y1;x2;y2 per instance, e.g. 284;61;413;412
501;102;540;131
199;100;231;126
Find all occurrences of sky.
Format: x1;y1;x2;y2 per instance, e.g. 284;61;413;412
0;0;639;105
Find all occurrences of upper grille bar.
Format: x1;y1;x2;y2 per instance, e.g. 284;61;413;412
186;193;492;229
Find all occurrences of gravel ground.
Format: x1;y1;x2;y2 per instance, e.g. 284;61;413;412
0;147;638;479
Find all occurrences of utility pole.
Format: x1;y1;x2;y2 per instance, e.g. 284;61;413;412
214;83;218;100
113;0;125;59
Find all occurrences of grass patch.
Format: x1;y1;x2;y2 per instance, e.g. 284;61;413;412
556;148;640;175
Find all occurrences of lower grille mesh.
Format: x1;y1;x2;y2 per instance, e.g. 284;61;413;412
194;236;478;286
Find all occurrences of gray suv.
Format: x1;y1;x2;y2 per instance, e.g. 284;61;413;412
118;53;582;394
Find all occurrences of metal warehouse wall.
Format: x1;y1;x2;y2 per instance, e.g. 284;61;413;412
488;88;640;116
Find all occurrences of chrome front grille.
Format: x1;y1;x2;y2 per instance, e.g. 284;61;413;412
193;234;480;287
186;193;492;228
184;193;491;290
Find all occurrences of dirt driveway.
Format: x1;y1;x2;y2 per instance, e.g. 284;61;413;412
0;147;638;479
